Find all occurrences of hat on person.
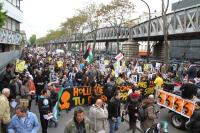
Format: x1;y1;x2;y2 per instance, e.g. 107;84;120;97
130;92;140;99
159;121;168;133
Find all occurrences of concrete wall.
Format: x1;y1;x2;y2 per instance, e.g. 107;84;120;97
0;50;20;71
169;40;200;60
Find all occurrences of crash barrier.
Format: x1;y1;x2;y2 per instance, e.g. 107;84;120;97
157;89;195;118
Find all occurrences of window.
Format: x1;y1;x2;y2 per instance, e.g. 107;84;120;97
16;22;20;32
12;20;16;31
7;18;12;30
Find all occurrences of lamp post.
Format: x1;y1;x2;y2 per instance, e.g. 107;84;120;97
140;0;151;62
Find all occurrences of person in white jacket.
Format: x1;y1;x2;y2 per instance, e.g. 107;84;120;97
89;99;109;133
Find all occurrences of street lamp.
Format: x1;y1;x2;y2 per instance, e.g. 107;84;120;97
140;0;151;62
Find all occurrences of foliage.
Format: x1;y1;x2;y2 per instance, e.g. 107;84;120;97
0;3;7;28
36;0;135;46
97;0;135;27
29;34;36;45
60;13;87;34
78;1;100;31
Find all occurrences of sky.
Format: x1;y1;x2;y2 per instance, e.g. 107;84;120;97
21;0;179;39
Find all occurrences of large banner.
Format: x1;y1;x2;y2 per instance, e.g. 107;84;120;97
58;85;133;111
157;90;195;118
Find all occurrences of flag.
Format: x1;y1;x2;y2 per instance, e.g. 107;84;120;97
115;52;124;61
84;46;93;64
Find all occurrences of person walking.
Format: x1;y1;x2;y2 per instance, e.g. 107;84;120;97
38;89;51;133
141;95;158;132
108;91;121;133
89;99;109;133
64;107;92;133
0;88;11;133
126;92;140;133
186;101;200;133
8;106;40;133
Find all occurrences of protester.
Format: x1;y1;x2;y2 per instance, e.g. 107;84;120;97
108;90;121;133
186;101;200;133
154;73;164;90
0;64;15;92
0;88;11;133
8;105;40;133
89;99;109;133
180;79;197;99
34;70;45;104
64;107;92;133
38;89;51;133
125;92;140;133
187;60;197;80
141;95;158;132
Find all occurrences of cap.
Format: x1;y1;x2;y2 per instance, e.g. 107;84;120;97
130;93;140;99
160;121;168;132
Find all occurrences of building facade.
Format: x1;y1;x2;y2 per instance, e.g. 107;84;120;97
0;0;23;72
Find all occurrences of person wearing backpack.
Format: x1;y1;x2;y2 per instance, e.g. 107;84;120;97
141;95;158;132
125;92;140;133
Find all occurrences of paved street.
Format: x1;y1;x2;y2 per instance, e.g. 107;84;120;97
30;100;189;133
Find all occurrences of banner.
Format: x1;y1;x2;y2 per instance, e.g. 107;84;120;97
58;85;133;110
16;60;25;73
157;90;195;118
59;87;92;110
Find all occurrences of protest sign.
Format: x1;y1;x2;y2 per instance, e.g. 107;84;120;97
57;60;63;68
157;90;195;118
16;60;25;73
117;86;132;102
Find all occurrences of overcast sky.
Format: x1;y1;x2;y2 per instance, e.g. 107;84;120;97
21;0;179;39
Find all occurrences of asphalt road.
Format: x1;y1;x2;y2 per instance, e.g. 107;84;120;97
30;101;189;133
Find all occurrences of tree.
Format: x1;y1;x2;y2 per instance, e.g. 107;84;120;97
29;34;37;46
60;13;88;34
0;3;7;28
78;1;102;54
162;0;169;64
98;0;135;53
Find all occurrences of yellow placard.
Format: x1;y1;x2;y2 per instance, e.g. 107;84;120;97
16;60;25;73
104;60;110;65
57;61;63;68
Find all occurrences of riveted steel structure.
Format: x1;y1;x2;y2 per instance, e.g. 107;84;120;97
48;5;200;44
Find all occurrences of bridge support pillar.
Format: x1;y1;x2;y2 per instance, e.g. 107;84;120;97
105;42;109;54
153;41;164;60
121;40;139;60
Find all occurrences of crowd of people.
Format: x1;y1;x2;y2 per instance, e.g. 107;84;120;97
0;47;200;133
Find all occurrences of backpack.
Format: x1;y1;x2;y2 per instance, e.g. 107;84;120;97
138;106;147;122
